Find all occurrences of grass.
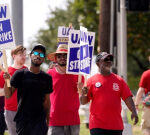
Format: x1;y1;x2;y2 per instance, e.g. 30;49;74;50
4;111;143;135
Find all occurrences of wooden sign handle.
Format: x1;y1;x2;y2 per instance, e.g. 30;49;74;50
2;50;10;87
0;65;5;72
78;74;82;94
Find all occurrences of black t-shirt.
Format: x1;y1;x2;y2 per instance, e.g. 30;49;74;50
10;68;53;122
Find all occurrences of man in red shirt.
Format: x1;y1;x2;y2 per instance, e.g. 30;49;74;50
0;45;26;135
47;44;83;135
135;56;150;135
80;52;138;135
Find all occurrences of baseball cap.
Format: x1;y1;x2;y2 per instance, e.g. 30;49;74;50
31;44;46;56
96;52;113;63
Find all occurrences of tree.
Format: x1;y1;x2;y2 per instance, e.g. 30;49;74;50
99;0;111;52
33;0;150;90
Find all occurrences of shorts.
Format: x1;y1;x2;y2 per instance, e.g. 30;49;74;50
90;128;123;135
141;106;150;130
48;125;80;135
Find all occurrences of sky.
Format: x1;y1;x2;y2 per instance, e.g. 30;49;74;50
0;0;66;48
0;0;66;66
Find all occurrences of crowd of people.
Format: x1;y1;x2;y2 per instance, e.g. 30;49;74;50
0;43;149;135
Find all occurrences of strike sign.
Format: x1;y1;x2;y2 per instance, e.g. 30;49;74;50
0;4;15;50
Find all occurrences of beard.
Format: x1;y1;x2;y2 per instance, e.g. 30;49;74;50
31;60;41;67
57;63;66;67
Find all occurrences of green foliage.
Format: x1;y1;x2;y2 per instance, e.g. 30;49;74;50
127;12;150;90
34;0;99;56
33;0;150;90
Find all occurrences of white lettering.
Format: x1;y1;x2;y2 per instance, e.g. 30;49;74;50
80;57;91;70
69;60;80;70
0;31;12;42
0;23;3;32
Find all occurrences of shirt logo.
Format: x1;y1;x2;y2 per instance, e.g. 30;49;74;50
95;82;101;88
113;83;119;91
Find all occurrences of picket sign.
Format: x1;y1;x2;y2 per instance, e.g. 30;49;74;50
2;50;10;87
0;4;16;87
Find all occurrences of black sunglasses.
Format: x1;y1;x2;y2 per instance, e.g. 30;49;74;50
56;54;67;59
104;56;113;62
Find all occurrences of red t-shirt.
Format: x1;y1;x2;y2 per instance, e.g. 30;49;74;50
139;69;150;94
87;73;132;130
0;66;27;111
47;68;83;126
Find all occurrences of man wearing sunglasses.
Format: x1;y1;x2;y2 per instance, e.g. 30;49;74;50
80;52;138;135
3;44;53;135
47;44;84;135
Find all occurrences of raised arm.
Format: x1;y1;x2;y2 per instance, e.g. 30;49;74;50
3;72;15;98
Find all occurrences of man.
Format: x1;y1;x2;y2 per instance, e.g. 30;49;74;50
47;44;83;135
3;44;53;135
135;56;150;135
80;52;138;135
0;45;27;135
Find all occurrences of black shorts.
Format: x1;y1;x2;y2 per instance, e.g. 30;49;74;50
90;128;123;135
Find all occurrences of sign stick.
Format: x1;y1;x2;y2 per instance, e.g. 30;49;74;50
0;65;5;72
84;75;88;87
78;74;82;94
2;50;10;87
69;23;72;28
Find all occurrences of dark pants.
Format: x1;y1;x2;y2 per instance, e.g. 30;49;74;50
0;111;6;135
16;118;48;135
90;128;123;135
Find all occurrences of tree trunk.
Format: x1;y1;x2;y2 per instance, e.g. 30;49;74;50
98;0;111;52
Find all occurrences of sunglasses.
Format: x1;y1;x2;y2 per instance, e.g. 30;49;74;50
104;56;113;62
33;51;45;58
56;54;67;59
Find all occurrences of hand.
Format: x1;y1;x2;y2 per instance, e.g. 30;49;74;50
49;62;57;69
81;87;88;96
131;112;138;125
3;72;10;80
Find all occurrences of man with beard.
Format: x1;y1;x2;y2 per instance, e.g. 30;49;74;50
80;52;138;135
3;44;53;135
47;44;84;135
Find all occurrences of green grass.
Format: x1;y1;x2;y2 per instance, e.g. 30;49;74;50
80;115;90;135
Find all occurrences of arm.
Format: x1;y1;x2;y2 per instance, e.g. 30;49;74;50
80;87;89;105
124;96;138;125
3;72;16;98
43;94;50;126
0;88;4;96
134;87;145;109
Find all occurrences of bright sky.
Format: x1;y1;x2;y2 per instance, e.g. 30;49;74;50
0;0;66;66
0;0;66;48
